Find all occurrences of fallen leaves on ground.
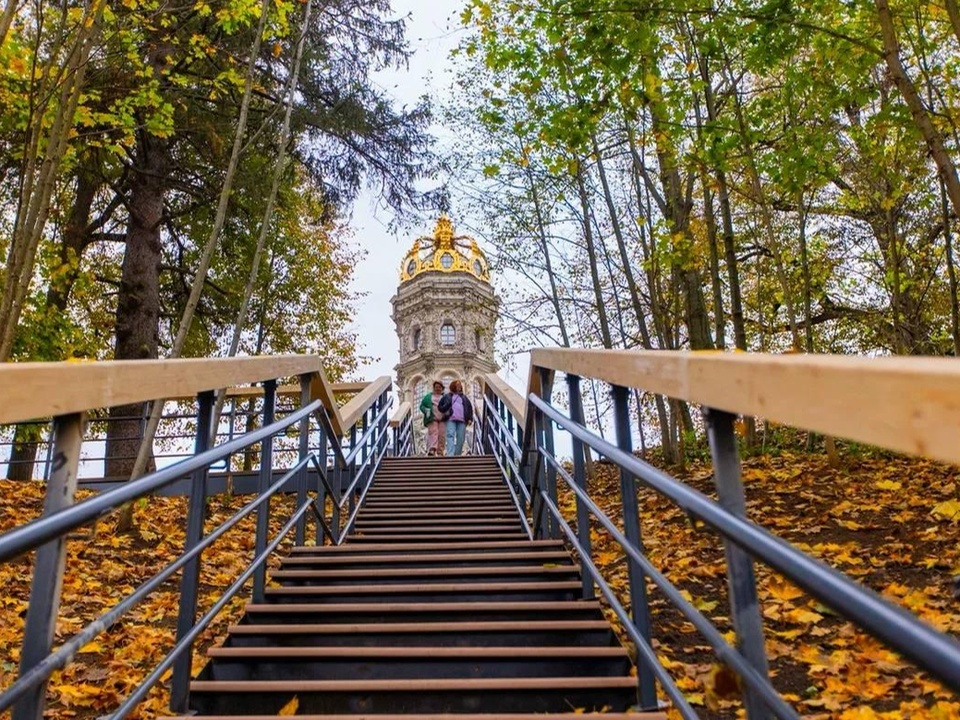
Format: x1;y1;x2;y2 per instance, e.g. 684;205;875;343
558;451;960;720
0;483;303;720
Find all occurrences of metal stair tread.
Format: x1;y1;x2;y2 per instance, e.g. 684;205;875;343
244;600;603;613
279;551;572;565
270;565;580;580
207;646;627;658
262;580;582;595
227;620;610;634
288;540;563;553
163;714;664;719
189;677;638;692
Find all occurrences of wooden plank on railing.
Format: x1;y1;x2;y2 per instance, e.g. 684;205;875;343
530;348;960;466
0;356;324;425
338;376;393;432
389;401;411;428
481;373;526;424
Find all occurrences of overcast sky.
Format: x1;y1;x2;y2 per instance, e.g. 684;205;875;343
347;0;532;397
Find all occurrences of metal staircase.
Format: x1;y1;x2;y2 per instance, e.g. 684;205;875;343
186;455;660;717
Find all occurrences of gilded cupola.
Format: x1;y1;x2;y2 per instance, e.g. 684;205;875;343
399;215;490;284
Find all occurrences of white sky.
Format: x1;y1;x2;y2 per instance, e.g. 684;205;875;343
347;0;532;397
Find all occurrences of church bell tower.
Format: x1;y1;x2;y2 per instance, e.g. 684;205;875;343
391;216;499;447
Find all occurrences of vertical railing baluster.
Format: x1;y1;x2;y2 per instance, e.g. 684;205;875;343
170;391;214;712
539;368;558;539
347;423;358;518
316;414;328;545
14;412;84;720
252;380;276;603
704;408;771;719
41;420;55;481
295;374;311;545
566;374;594;599
612;384;658;710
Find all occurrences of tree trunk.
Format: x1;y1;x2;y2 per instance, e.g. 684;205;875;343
875;0;960;221
941;178;960;356
8;423;42;481
574;161;614;348
105;129;166;479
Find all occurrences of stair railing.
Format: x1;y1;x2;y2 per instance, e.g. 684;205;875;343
0;356;397;720
478;349;960;719
389;400;414;456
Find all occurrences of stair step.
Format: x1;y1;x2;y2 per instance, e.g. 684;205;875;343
289;540;563;554
279;551;573;567
188;677;638;714
270;566;580;586
358;509;518;518
209;646;626;659
202;645;631;681
243;601;603;623
225;620;614;647
262;580;582;602
345;533;530;542
353;520;520;529
167;714;664;720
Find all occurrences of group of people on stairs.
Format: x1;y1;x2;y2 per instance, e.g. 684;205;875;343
418;379;474;456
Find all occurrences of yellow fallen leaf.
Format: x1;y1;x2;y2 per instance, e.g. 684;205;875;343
278;695;299;716
874;480;902;491
932;500;960;522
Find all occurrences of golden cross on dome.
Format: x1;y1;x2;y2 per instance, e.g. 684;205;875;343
434;214;455;249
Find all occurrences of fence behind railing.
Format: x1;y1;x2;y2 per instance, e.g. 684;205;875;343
478;349;960;719
0;356;408;720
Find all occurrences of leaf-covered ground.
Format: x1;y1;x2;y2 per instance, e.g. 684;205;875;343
1;450;958;720
0;485;302;719
563;451;960;720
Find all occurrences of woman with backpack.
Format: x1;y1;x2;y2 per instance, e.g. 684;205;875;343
438;379;473;456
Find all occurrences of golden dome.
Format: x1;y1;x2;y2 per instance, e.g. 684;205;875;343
399;215;490;284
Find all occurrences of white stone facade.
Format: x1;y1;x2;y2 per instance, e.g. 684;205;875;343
391;218;499;452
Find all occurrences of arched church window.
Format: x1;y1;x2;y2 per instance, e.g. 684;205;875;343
412;376;426;401
475;329;483;351
440;253;454;269
406;258;416;276
440;323;456;345
473;259;483;275
412;327;421;351
441;373;458;391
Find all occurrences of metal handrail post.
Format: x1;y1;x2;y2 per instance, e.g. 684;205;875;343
348;423;358;518
295;375;311;545
170;391;214;712
316;414;328;545
539;368;559;539
13;412;84;720
611;384;657;710
566;374;594;599
705;408;772;719
41;420;55;481
252;380;276;603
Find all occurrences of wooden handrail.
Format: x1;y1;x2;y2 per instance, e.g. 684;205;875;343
0;356;323;425
338;376;393;433
0;356;390;438
481;372;526;425
528;348;960;466
389;401;411;428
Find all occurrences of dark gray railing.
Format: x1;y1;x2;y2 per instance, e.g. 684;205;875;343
0;372;402;720
478;368;960;718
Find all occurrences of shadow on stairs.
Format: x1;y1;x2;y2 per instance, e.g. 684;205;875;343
176;455;667;719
